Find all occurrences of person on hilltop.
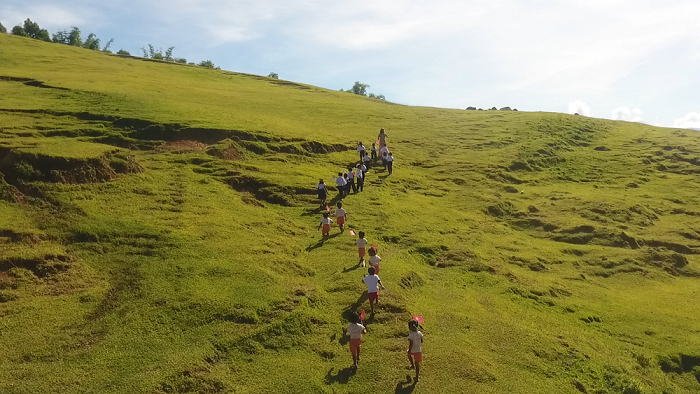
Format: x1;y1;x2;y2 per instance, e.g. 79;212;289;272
318;211;333;238
386;152;395;175
368;246;381;274
344;311;366;369
362;266;384;314
407;319;424;383
356;231;368;266
357;142;366;161
378;128;388;148
316;178;327;208
335;201;347;233
335;172;347;197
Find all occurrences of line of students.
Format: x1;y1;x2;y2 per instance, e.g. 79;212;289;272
315;129;421;382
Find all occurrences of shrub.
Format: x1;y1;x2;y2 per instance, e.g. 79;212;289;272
268;72;279;79
198;60;215;69
0;22;7;34
117;49;130;56
11;25;27;36
175;58;187;64
16;19;50;41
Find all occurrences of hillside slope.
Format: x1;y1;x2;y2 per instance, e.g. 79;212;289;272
1;34;700;394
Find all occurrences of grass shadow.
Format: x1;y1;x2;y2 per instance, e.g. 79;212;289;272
342;263;362;273
325;367;356;384
395;375;416;394
305;233;341;252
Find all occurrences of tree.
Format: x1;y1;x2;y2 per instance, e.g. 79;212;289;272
68;27;82;46
164;47;174;61
368;93;386;101
82;33;101;50
198;60;215;69
349;81;370;96
117;49;131;56
102;38;114;52
20;19;50;41
0;23;7;34
52;29;69;44
175;58;187;64
268;72;279;79
11;26;26;36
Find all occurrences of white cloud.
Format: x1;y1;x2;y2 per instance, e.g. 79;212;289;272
673;112;700;129
0;4;93;31
568;101;591;116
612;107;644;122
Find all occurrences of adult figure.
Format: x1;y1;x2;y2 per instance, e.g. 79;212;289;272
377;128;388;149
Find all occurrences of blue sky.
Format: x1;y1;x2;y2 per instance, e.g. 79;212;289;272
2;0;699;128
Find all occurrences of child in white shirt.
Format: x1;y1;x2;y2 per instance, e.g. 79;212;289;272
356;231;368;266
345;311;366;368
368;247;381;274
362;267;384;314
335;201;347;233
407;319;424;383
357;142;366;161
318;212;333;237
386;152;395;175
316;178;327;207
335;172;347;197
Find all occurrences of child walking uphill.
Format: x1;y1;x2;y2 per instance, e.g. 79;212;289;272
368;247;381;274
362;267;384;314
335;202;347;233
357;142;366;161
316;178;327;208
335;172;347;197
386;152;395;175
345;311;366;368
371;142;378;160
356;231;368;266
318;212;333;237
407;319;424;383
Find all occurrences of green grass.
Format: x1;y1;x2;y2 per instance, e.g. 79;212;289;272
1;33;700;394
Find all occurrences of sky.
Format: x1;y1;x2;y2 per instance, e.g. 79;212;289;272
1;0;699;128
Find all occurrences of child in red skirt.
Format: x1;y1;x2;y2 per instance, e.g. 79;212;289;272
335;202;347;233
356;231;367;266
344;311;366;368
318;212;333;237
407;319;424;383
368;246;381;274
362;267;384;314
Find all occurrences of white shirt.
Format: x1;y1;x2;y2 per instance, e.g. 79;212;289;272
335;208;346;218
369;255;381;267
380;146;389;155
358;146;366;152
348;172;354;180
317;183;326;190
321;217;333;225
408;331;423;353
346;323;365;339
356;169;363;178
386;156;394;162
360;164;367;172
335;177;347;187
371;146;377;152
356;238;368;248
363;155;370;162
363;274;380;293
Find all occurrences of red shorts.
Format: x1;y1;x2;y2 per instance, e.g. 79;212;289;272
358;248;366;258
322;224;331;233
410;352;423;363
349;338;362;355
368;292;378;303
370;264;380;274
337;217;345;225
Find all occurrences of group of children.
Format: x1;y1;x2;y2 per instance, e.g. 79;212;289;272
316;128;422;383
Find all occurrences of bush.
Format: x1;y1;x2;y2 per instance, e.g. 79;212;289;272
0;22;7;34
198;60;215;69
16;19;50;41
117;49;130;56
175;58;187;64
268;72;279;79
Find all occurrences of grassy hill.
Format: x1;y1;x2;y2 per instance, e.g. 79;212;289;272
1;33;700;394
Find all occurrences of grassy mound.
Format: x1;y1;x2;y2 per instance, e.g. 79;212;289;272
1;33;700;394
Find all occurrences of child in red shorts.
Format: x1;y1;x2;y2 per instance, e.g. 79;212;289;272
362;267;384;314
356;231;368;266
318;212;333;237
368;246;381;274
407;319;424;383
344;311;366;368
335;201;347;233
